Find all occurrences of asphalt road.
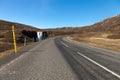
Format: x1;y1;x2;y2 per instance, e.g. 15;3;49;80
0;37;120;80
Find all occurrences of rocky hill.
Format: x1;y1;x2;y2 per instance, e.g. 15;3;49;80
79;14;120;34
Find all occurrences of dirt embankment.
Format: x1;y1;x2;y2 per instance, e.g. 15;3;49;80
69;33;120;52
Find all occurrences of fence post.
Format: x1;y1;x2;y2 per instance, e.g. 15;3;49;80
24;37;26;46
12;25;17;53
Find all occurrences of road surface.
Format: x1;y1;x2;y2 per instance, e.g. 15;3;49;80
0;37;120;80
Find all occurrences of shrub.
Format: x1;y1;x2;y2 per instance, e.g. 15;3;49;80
107;34;120;39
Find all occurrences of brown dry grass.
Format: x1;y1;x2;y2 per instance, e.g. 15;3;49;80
69;33;120;52
0;49;14;58
0;46;23;59
107;34;120;39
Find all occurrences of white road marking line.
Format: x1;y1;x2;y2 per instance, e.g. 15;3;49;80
77;52;120;79
61;41;69;47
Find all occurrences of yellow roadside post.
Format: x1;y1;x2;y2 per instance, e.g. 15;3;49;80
12;25;17;53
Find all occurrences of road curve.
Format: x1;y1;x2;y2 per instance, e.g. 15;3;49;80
0;37;120;80
55;37;120;80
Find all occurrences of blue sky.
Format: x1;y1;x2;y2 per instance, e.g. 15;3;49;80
0;0;120;29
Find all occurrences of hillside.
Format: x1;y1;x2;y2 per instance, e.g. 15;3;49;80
0;20;41;31
77;14;120;34
0;20;41;53
70;14;120;52
50;14;120;37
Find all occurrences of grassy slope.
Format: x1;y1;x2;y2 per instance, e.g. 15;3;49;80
69;33;120;52
66;15;120;52
0;20;41;55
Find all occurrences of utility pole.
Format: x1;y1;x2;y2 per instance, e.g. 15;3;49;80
12;25;17;53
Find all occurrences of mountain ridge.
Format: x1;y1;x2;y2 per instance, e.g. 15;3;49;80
0;20;41;31
79;14;120;33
